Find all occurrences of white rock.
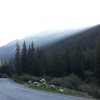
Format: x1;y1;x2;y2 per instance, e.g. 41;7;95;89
42;82;47;86
49;85;56;90
28;80;32;84
33;82;38;85
59;89;64;92
36;83;40;86
40;79;47;84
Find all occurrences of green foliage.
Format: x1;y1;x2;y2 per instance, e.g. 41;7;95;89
78;84;100;98
21;41;28;73
19;74;41;82
28;82;91;98
13;40;99;82
61;75;82;89
50;75;82;90
49;78;62;86
1;74;9;78
28;41;35;75
0;61;11;76
15;41;21;75
95;39;100;85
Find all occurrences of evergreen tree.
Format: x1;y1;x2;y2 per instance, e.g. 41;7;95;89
64;48;71;75
28;41;35;75
95;39;100;84
28;45;31;73
37;50;47;76
32;49;43;76
31;41;35;55
72;43;84;79
15;41;21;75
21;41;28;73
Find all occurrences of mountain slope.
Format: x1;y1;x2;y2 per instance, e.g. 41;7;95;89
0;29;83;59
44;25;100;52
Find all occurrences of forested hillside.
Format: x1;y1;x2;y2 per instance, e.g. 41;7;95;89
44;25;100;51
0;25;100;98
1;25;100;80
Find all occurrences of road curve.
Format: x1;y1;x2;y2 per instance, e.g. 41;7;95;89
0;78;95;100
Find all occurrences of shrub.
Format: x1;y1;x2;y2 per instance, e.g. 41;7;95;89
19;74;41;82
49;74;82;89
78;84;100;98
62;75;82;89
30;76;41;82
43;76;51;82
0;74;2;78
49;78;62;86
12;74;18;79
1;74;9;78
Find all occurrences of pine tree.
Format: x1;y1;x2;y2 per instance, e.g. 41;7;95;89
73;43;84;79
31;41;35;55
28;41;35;75
28;45;31;64
64;48;71;75
28;44;32;74
21;41;28;73
15;41;21;75
37;50;47;76
95;39;100;84
30;41;35;70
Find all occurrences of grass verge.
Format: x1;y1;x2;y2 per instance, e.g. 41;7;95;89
25;83;93;99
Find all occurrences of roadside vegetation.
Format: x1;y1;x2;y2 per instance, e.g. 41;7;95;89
11;74;98;99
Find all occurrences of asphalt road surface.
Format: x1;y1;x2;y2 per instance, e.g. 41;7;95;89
0;78;95;100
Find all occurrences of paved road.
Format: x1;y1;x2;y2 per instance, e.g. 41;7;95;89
0;78;95;100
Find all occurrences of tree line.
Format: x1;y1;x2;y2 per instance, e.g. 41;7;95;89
0;39;100;85
14;40;100;84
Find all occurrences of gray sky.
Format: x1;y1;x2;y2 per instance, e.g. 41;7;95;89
0;0;100;46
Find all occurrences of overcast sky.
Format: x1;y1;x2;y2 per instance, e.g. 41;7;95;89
0;0;100;46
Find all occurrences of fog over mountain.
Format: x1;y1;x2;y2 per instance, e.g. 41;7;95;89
0;28;86;59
